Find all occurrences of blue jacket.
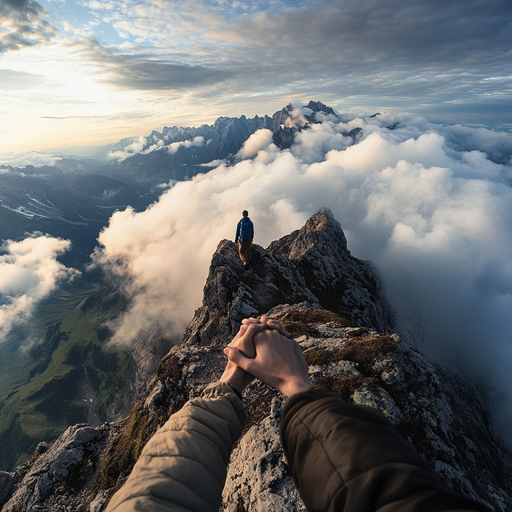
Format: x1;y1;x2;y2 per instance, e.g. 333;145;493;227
235;217;254;243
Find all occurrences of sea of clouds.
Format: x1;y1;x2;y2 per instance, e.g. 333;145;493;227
2;108;512;440
92;109;512;439
0;151;61;168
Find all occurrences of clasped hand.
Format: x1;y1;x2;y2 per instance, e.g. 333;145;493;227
220;316;312;397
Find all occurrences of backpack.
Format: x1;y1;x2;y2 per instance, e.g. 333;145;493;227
239;219;253;242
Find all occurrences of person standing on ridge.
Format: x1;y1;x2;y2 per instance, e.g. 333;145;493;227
235;210;254;269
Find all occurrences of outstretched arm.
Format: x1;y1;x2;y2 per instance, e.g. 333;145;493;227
107;321;272;512
105;382;245;512
225;320;490;512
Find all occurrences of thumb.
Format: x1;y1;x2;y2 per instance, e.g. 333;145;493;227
224;347;252;371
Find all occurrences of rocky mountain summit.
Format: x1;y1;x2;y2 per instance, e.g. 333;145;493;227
2;209;511;512
183;208;395;347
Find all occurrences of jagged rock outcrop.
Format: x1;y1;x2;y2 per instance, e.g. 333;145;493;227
183;208;395;347
1;424;122;512
2;210;511;512
222;303;512;511
0;473;13;507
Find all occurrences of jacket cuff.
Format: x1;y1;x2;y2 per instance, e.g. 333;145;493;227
202;381;246;424
281;387;345;440
202;381;242;400
221;381;243;401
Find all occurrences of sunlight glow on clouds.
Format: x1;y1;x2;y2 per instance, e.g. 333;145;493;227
0;151;60;167
1;0;511;151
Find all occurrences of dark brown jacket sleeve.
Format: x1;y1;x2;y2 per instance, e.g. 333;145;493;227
281;387;491;512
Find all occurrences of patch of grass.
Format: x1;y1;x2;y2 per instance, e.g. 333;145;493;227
91;405;153;495
339;334;396;375
0;277;134;471
276;307;351;328
304;334;396;376
346;327;370;338
157;355;182;384
316;375;381;402
61;449;97;494
305;348;340;366
91;357;189;504
270;306;352;338
282;322;318;338
105;294;130;319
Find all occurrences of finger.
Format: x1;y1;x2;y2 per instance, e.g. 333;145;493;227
224;347;253;373
238;323;266;351
258;315;276;325
229;323;265;356
266;320;291;338
233;335;255;358
227;325;248;348
242;317;262;326
242;322;266;336
259;317;291;338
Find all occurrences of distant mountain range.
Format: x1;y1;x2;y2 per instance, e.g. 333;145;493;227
0;166;150;267
97;100;352;190
1;101;357;268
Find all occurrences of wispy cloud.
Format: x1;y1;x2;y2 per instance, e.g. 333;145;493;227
3;0;512;152
0;0;59;52
66;0;512;118
75;38;230;91
0;68;45;89
0;234;79;342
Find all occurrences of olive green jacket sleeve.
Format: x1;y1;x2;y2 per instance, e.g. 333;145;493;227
281;387;491;512
106;382;246;512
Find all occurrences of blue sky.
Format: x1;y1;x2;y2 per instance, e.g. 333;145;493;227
1;0;511;151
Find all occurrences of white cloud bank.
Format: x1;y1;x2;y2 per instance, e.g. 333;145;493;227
0;151;61;168
168;136;205;154
236;129;275;160
93;111;512;440
107;135;206;162
0;234;79;341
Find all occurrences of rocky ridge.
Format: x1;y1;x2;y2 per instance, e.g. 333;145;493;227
183;208;395;347
2;209;511;512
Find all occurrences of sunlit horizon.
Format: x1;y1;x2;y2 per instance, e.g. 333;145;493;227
1;0;511;155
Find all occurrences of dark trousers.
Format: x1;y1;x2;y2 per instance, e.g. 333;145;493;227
238;242;252;265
